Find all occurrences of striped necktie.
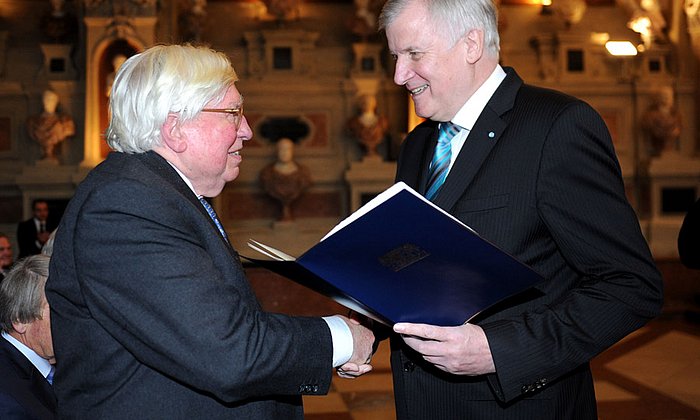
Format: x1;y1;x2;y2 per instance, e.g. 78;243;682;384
425;122;461;201
46;366;54;385
199;197;229;243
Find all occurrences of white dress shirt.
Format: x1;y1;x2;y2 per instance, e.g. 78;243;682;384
445;65;507;174
2;331;53;379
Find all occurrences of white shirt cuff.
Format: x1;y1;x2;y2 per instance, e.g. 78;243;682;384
322;316;353;367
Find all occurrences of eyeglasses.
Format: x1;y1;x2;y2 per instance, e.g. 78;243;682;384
201;106;244;128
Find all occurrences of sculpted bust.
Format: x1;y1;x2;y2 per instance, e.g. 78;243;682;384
348;94;388;159
27;90;75;163
260;138;312;221
641;85;682;157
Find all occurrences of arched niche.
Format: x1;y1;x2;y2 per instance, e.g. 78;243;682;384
81;15;156;168
98;40;138;158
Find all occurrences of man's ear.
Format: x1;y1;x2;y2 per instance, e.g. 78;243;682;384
12;321;27;335
464;29;484;64
161;113;187;153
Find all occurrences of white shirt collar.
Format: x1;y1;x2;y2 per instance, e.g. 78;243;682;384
2;331;53;379
165;161;201;198
452;65;507;131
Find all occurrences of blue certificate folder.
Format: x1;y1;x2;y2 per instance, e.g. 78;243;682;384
243;182;544;327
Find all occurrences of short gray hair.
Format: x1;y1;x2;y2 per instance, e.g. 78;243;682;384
106;44;239;154
378;0;500;57
0;254;50;333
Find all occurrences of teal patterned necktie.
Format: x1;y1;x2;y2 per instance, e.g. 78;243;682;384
425;122;461;201
199;197;229;243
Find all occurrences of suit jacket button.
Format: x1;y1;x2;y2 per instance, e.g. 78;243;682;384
403;361;415;372
312;385;319;393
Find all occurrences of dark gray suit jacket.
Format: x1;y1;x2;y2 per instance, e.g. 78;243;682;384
46;151;333;419
0;336;56;419
390;67;664;419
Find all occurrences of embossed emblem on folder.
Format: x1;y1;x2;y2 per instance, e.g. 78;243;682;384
379;244;430;272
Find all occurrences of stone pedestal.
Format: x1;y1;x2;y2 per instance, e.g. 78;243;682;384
647;152;700;258
40;43;77;80
345;156;396;211
15;164;84;220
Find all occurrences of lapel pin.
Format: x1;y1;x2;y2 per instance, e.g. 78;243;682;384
488;131;495;138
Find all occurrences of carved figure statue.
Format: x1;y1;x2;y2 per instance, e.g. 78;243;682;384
106;54;127;98
260;138;312;221
180;0;208;42
27;90;75;163
552;0;587;27
263;0;299;23
641;85;682;158
348;94;388;159
619;0;667;46
40;0;77;43
348;0;384;42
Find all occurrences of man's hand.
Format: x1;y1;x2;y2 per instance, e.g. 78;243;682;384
37;231;51;245
393;322;495;375
336;315;374;378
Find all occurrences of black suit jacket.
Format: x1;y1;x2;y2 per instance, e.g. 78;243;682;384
678;198;700;269
0;336;56;420
46;151;334;419
390;68;663;419
17;218;55;258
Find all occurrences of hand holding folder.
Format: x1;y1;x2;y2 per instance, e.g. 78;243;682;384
243;182;544;327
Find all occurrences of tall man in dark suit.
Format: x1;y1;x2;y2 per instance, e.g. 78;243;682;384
16;200;54;258
45;44;374;419
377;0;664;418
0;254;56;419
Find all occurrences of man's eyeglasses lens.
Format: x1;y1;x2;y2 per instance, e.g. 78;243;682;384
201;107;243;127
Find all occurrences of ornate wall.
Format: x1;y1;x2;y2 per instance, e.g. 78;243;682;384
0;0;697;257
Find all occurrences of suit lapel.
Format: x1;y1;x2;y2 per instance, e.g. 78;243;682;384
30;367;57;411
136;151;203;210
432;68;523;211
396;121;439;193
135;152;236;254
419;127;439;194
0;338;56;411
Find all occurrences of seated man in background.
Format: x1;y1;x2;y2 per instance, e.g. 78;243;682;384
0;254;56;419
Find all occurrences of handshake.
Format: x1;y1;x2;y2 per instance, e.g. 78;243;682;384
334;314;377;379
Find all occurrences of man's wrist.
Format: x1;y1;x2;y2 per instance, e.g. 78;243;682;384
322;316;353;367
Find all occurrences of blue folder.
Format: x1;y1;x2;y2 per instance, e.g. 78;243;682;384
244;182;544;326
